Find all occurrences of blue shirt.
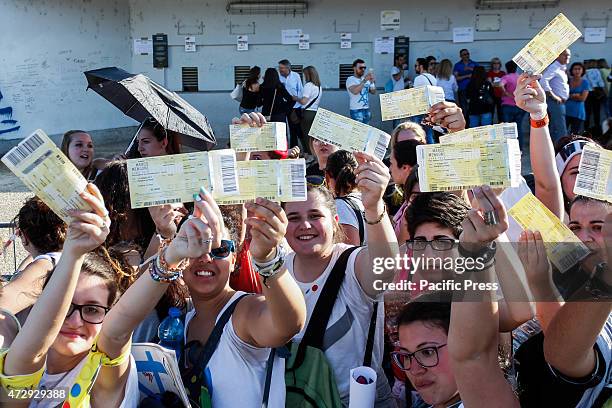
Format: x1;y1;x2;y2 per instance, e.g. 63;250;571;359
565;78;591;120
453;60;479;91
279;70;303;108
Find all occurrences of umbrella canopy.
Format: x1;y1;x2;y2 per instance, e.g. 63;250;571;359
84;67;216;151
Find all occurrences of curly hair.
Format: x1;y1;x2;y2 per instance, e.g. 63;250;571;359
406;192;469;239
14;197;66;254
324;150;358;197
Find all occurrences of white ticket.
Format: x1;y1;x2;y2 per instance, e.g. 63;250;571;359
229;122;288;152
417;139;522;192
217;159;307;204
439;123;518;144
573;144;612;203
380;85;445;121
127;149;239;208
512;13;581;75
1;129;91;223
309;108;390;160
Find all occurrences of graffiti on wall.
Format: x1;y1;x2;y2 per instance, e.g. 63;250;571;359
0;90;20;136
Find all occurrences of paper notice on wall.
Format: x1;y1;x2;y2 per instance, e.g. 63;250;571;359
298;34;310;50
374;37;394;54
453;27;474;43
184;36;196;52
134;37;153;55
281;29;302;45
237;35;249;51
341;33;352;49
381;10;400;31
584;27;606;43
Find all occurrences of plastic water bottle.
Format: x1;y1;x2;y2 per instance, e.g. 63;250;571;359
158;307;184;364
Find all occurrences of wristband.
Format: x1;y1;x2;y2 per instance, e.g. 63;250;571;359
253;245;287;287
457;241;497;272
530;113;549;128
364;208;387;225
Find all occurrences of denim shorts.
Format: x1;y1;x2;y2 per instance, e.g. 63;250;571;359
349;108;372;124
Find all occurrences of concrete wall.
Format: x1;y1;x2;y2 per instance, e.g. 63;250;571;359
0;0;134;143
1;0;611;146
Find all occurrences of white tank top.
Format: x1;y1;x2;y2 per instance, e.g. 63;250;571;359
184;291;286;407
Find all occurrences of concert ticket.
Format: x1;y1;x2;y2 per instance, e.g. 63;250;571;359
439;123;517;144
573;144;612;203
229;122;288;152
380;85;445;121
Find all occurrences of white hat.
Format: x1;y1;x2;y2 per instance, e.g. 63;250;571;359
391;67;401;76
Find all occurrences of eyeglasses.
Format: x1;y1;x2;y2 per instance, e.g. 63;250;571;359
66;303;109;324
306;175;326;187
406;238;458;251
391;344;447;372
210;240;235;259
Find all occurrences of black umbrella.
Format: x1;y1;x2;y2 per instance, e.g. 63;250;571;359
84;67;216;151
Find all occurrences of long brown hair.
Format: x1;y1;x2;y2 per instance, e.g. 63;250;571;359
436;59;453;80
61;130;95;179
303;66;321;87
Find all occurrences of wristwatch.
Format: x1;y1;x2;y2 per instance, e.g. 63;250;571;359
457;241;497;272
252;245;287;287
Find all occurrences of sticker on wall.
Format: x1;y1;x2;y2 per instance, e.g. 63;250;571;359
340;33;352;49
381;10;400;31
281;29;302;45
133;37;153;55
298;34;310;50
374;37;394;54
452;27;474;43
237;35;249;51
584;27;606;43
185;36;196;52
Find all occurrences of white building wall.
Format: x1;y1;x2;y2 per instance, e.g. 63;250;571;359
0;0;610;144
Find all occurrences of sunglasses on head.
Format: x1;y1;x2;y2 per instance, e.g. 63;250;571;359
210;240;235;259
306;175;326;187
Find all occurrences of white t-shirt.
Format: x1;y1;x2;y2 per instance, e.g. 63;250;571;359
302;82;322;111
346;75;373;110
413;73;437;88
335;193;368;243
287;244;393;407
184;292;285;407
436;76;458;101
31;354;139;407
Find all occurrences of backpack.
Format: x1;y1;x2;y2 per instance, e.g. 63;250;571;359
338;196;365;246
285;246;379;407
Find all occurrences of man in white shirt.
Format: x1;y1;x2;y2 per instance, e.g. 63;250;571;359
540;49;571;141
346;58;377;124
279;59;304;148
413;58;437;88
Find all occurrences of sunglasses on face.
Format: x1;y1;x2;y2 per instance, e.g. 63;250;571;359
306;175;326;187
66;303;109;324
357;66;367;70
210;240;235;259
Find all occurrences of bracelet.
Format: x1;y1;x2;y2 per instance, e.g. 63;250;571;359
149;254;182;283
363;208;387;225
530;113;549;128
457;241;497;272
253;245;287;287
157;247;189;274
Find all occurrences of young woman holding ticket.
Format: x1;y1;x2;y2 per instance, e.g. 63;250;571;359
0;184;141;407
255;150;399;405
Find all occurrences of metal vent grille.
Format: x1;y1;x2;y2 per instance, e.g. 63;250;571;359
339;64;353;89
292;65;303;81
182;67;199;92
234;66;251;86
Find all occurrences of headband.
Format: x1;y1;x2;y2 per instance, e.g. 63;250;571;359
555;140;587;176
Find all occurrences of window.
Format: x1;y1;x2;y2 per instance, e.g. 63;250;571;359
292;65;303;81
234;65;251;86
339;64;353;89
182;67;198;92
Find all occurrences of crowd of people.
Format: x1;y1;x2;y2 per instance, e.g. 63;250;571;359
0;49;611;408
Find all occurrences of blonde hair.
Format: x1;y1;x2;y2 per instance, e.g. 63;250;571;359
391;122;427;146
303;66;321;87
436;59;453;80
490;57;502;68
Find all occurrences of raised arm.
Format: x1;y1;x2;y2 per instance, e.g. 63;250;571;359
353;152;399;297
427;101;466;133
449;186;519;408
0;258;54;314
236;198;307;347
3;184;110;376
515;73;564;218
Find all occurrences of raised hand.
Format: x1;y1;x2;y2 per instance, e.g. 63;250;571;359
460;185;509;252
518;230;553;288
427;101;466;132
231;112;267;127
514;73;547;118
149;204;186;239
244;198;288;263
353;152;390;211
64;183;111;256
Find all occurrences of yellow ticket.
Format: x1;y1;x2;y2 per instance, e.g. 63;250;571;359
573;144;612;203
309;108;390;160
229;122;288;152
508;193;590;272
417;139;521;192
439;123;517;144
217;159;307;204
380;85;445;121
1;129;91;223
127;149;239;209
512;13;581;75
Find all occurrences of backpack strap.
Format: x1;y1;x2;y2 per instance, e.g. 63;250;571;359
362;302;378;367
338;196;365;245
261;348;276;408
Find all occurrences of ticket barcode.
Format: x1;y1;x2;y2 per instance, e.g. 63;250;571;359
142;198;182;207
374;135;388;160
290;163;306;199
552;244;590;273
4;132;46;167
219;154;238;194
575;148;600;192
513;55;531;73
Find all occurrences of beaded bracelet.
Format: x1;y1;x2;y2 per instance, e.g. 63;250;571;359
149;258;182;283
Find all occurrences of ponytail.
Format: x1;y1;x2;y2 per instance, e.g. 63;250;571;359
324;150;358;197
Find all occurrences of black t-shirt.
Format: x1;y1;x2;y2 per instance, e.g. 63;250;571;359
240;87;260;109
